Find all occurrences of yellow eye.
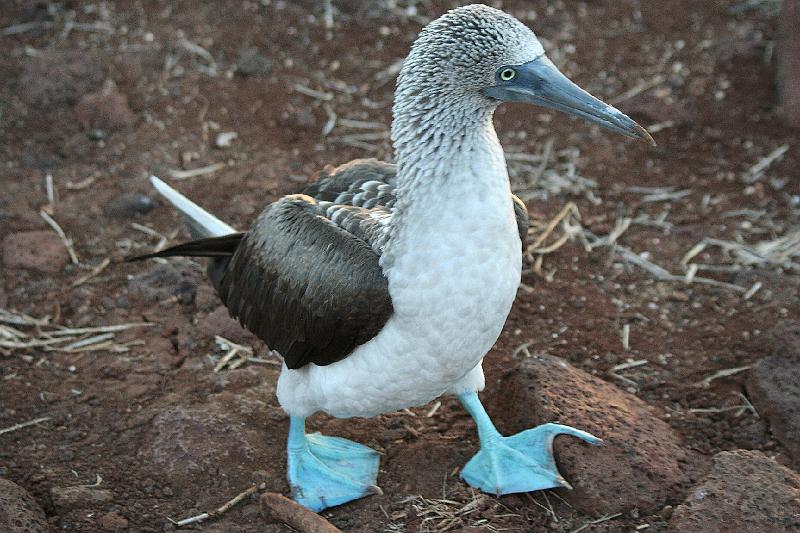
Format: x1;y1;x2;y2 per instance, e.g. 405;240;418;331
499;68;516;81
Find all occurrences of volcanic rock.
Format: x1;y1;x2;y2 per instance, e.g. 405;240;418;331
668;450;800;532
493;353;697;514
0;478;48;533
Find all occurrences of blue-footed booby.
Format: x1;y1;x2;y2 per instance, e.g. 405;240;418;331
131;4;652;512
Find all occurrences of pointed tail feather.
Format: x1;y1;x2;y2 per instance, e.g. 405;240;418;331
149;175;236;239
127;233;244;262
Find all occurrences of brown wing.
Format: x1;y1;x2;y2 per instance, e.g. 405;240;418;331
215;194;392;369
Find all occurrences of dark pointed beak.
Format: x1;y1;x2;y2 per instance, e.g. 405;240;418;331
485;56;655;146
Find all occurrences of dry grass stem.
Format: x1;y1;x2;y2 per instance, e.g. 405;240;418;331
621;324;631;352
71;257;111;287
0;416;51;436
743;281;762;300
609;74;665;104
508;142;597;201
175;38;217;76
323;0;334;39
426;400;442;418
337;118;385;130
641;189;691;203
168;162;226;180
40;209;79;264
322;103;337;136
647;120;675;133
683;231;800;273
328;138;381;151
212;336;256;372
695;365;753;388
246;356;282;366
0;308;152;354
405;493;503;532
373;58;404;85
742;144;789;183
584;228;749;293
45;173;56;206
328;131;390;143
65;176;96;190
570;512;623;533
172;482;265;527
293;83;333;101
512;341;534;358
1;20;54;36
131;222;169;254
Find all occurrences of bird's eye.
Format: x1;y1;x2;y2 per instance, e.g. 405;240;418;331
499;68;516;81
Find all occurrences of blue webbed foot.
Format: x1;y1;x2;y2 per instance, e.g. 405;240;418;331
458;393;601;495
460;422;601;494
287;418;381;512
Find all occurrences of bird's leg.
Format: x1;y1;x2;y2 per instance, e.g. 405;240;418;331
457;392;601;495
286;416;382;512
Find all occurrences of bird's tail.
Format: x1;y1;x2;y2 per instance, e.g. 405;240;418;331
149;175;236;239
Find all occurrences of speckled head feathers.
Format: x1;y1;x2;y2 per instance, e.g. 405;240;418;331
396;5;544;102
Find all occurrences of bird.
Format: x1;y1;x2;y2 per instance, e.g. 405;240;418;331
131;4;653;513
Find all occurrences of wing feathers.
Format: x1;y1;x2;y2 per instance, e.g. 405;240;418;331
218;195;392;369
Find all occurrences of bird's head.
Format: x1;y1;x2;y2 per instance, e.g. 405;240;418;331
396;4;654;145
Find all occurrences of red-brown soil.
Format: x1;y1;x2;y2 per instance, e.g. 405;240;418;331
1;1;798;532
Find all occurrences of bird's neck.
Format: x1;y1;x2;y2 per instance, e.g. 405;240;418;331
382;97;512;266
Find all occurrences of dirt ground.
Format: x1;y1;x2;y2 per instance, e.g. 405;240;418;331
1;1;799;532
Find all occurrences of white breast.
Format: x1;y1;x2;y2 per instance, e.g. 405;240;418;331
277;135;522;418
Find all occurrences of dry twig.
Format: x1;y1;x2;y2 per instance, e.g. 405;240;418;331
0;416;51;436
695;365;752;388
742;144;789;183
172;483;264;527
570;512;623;533
168;162;226;180
71;257;111;287
40;209;79;264
260;492;342;533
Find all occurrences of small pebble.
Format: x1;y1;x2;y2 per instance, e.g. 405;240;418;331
215;131;238;148
236;48;273;77
103;193;157;219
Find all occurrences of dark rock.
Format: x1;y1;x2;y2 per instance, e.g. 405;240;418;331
127;262;200;304
754;320;800;358
746;352;800;464
493;353;697;514
103;194;157;219
198;306;260;345
2;230;69;273
236;48;273;77
142;405;263;486
98;511;128;530
668;450;800;532
75;83;136;133
50;486;114;510
20;50;103;109
0;478;48;533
